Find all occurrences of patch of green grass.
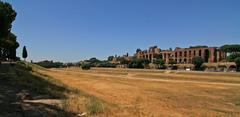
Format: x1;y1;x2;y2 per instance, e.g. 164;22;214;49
235;99;240;106
86;97;105;115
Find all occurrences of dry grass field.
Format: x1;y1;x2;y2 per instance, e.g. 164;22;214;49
39;67;240;117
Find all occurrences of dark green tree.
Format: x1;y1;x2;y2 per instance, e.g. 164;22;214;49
154;54;163;59
22;46;28;61
117;57;129;65
235;57;240;72
128;58;150;69
153;59;165;69
81;63;91;70
220;44;240;53
168;60;177;65
192;57;204;70
107;56;114;61
0;1;18;61
226;53;240;62
0;1;17;39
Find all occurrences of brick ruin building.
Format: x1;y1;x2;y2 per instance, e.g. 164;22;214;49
135;46;227;64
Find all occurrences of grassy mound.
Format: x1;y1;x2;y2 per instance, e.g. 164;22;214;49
0;62;109;117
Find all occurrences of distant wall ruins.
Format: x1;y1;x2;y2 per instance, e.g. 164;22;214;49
135;46;227;64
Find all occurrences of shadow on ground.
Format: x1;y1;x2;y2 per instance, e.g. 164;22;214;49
0;63;75;117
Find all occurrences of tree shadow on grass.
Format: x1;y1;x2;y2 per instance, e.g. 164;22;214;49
0;63;75;117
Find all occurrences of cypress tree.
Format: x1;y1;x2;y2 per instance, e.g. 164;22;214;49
22;46;28;61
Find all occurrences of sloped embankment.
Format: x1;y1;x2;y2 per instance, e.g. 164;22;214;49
0;62;109;117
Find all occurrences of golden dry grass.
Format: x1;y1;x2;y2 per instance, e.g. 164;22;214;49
39;67;240;117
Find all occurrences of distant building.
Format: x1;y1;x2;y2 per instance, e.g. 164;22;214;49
135;46;227;64
134;46;161;63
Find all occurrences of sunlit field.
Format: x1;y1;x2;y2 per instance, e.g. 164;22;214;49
38;67;240;117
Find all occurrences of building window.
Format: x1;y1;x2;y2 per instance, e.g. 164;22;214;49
180;52;182;57
199;50;202;56
189;51;191;57
194;50;196;56
175;52;177;58
184;51;187;57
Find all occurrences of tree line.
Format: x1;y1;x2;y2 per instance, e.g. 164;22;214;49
220;44;240;71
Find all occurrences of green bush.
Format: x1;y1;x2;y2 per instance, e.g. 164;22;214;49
226;53;240;62
235;57;240;72
87;98;104;114
192;57;204;71
128;58;150;69
168;60;177;65
81;64;91;70
35;60;64;68
97;62;116;68
153;59;165;69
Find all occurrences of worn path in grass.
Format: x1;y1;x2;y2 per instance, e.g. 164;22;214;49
41;67;240;117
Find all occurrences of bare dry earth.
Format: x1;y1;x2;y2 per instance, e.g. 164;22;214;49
40;68;240;117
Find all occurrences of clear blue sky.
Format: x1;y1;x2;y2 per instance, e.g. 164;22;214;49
4;0;240;62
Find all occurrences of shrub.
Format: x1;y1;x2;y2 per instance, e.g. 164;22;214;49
220;44;240;53
128;58;150;69
226;53;240;62
192;56;204;71
97;62;116;68
153;59;165;69
35;60;64;68
168;60;177;65
235;57;240;72
87;98;104;114
81;64;91;70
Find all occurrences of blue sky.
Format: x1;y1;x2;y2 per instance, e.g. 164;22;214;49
4;0;240;62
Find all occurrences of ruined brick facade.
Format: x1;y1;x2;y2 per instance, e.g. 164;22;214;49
134;46;161;63
135;46;227;64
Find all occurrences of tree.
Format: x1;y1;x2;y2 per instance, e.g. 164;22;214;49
128;58;150;69
190;45;208;49
81;63;91;70
154;54;163;59
153;59;165;69
0;1;17;39
168;60;177;65
226;53;240;62
0;1;18;61
107;56;114;61
2;33;19;60
220;44;240;53
192;57;204;70
35;60;64;68
118;57;129;64
136;49;141;53
89;57;100;63
235;57;240;72
22;46;28;61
